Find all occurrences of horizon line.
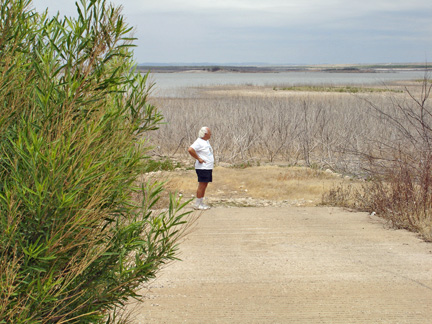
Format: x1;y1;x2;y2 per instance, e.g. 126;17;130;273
138;62;428;67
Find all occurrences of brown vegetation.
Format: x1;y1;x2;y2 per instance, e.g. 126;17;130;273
322;77;432;241
146;78;432;241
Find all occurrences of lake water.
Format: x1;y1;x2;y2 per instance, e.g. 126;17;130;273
147;70;428;96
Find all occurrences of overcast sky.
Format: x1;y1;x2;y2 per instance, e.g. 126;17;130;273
32;0;432;65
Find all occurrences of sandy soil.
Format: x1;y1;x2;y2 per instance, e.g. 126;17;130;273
127;206;432;323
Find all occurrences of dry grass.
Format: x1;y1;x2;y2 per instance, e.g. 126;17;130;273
145;165;359;207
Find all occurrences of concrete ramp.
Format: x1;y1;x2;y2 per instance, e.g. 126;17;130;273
130;207;432;323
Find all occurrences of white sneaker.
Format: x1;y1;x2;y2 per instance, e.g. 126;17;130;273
197;203;211;210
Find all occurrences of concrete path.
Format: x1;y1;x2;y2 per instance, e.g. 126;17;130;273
129;207;432;323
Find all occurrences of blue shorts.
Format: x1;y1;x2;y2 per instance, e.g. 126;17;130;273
196;169;213;183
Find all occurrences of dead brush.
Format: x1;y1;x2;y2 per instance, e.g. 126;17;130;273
357;165;432;241
353;75;432;241
321;183;358;208
322;161;432;241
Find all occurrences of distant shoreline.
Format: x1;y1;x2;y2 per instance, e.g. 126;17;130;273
137;63;431;74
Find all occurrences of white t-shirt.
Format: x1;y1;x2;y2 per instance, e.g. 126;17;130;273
190;138;214;170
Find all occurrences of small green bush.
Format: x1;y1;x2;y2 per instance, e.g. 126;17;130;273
145;158;182;172
0;1;190;323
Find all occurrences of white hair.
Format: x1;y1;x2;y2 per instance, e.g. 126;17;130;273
198;126;209;138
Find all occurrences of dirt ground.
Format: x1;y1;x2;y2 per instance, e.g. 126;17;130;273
128;206;432;324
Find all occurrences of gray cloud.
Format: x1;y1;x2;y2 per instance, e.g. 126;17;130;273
32;0;432;64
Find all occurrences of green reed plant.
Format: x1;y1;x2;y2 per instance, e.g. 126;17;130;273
0;1;191;323
144;158;182;172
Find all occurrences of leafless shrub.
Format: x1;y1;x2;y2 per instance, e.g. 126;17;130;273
321;183;360;208
353;75;432;240
147;88;383;174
